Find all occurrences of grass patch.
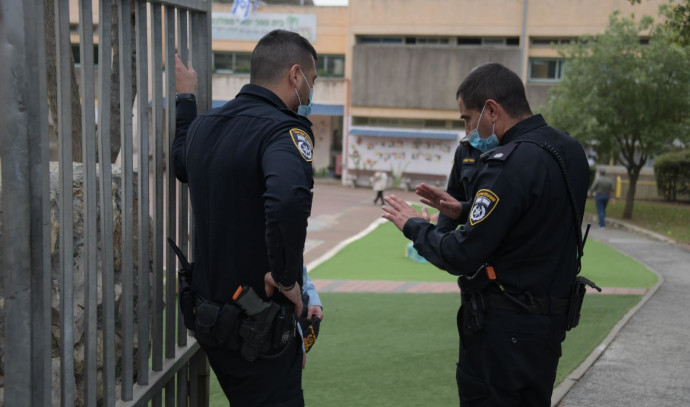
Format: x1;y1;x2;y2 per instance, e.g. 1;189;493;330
310;222;658;289
585;199;690;244
207;292;641;406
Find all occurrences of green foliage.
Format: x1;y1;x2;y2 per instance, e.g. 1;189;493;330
544;11;690;217
654;149;690;201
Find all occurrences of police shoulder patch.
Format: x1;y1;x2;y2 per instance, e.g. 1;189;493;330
289;128;314;162
469;189;500;226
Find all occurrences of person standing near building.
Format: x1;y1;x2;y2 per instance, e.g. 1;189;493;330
590;168;615;228
371;170;388;205
171;29;318;407
381;63;590;406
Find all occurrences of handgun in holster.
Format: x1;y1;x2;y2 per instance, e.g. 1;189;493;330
233;285;281;362
167;237;196;331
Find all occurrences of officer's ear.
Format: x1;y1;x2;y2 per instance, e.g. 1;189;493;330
288;64;301;87
485;99;500;120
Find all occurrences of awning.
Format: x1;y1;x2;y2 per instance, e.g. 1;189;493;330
349;126;460;140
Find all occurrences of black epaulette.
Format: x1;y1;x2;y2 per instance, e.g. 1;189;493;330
480;142;518;162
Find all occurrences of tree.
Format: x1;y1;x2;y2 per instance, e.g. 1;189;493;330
631;0;690;45
545;12;690;219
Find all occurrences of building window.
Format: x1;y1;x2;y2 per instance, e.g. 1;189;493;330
71;44;99;66
358;36;404;44
212;52;251;74
528;58;565;82
317;54;345;77
353;116;462;130
457;37;519;47
530;37;575;47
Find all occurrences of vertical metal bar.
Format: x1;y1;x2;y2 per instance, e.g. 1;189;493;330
165;381;175;406
165;5;178;357
177;366;189;407
78;1;98;405
97;0;116;405
118;0;135;400
0;0;47;404
135;0;151;386
151;1;165;375
55;0;77;405
188;358;199;407
26;0;52;404
176;8;190;348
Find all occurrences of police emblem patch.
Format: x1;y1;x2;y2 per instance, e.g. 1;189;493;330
469;189;499;226
289;128;314;162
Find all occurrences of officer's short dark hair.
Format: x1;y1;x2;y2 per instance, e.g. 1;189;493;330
456;63;532;118
250;29;318;86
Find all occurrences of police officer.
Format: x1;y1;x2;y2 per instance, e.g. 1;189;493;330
416;135;483;234
171;29;318;407
382;63;590;406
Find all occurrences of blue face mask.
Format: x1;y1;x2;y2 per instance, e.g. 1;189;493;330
295;70;314;117
467;104;499;153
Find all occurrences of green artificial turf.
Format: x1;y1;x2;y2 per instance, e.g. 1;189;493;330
309;221;658;289
207;292;642;406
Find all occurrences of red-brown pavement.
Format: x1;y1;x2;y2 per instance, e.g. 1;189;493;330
306;179;646;296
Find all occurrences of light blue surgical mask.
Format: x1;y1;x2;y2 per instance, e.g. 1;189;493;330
295;70;314;117
467;104;499;153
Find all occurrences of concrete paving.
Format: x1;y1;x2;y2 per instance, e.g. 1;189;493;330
307;180;690;407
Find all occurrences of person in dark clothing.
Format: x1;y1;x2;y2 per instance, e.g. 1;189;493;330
171;29;318;407
417;137;483;234
382;63;590;406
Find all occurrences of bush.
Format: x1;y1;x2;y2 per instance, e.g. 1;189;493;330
654;149;690;202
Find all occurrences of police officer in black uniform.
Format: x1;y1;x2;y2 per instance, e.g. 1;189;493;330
382;63;590;406
417;136;483;234
171;29;318;407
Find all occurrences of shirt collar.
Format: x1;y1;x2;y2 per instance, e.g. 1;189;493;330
236;83;311;125
237;83;288;109
500;114;547;145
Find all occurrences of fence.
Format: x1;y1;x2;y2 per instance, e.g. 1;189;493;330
0;0;212;405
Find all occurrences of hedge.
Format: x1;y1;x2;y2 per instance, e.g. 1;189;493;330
654;149;690;202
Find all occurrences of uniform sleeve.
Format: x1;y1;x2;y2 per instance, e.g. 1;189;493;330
403;160;526;276
171;99;198;183
263;127;314;288
302;266;322;308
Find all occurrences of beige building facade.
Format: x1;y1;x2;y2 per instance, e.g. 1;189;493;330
67;0;663;185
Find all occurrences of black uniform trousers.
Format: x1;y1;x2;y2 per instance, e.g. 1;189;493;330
456;308;567;407
203;339;304;407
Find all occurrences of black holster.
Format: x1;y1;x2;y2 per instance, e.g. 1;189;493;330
566;276;601;330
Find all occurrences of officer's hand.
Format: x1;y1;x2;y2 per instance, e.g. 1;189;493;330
381;194;429;231
264;272;303;317
175;54;197;94
416;183;462;220
307;305;323;321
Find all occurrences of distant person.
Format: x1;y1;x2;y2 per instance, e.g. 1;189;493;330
590;169;615;228
371;170;388;205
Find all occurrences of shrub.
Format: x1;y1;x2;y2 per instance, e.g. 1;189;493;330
654;149;690;202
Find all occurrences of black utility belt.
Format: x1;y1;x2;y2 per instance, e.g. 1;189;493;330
191;296;296;362
462;291;569;316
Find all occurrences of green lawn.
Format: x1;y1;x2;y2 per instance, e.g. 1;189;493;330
310;221;658;289
208;292;642;406
585;199;690;244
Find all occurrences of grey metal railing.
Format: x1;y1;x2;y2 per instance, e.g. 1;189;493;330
0;0;212;406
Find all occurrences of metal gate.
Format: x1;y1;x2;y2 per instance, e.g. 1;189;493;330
0;0;212;405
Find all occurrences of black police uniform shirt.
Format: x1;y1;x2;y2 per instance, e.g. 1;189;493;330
403;115;589;301
436;142;483;234
172;84;315;303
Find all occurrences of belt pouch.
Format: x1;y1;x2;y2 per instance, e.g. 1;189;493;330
195;302;220;346
566;278;587;330
216;303;241;350
179;286;196;331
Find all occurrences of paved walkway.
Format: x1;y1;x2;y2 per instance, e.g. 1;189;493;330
306;179;690;407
